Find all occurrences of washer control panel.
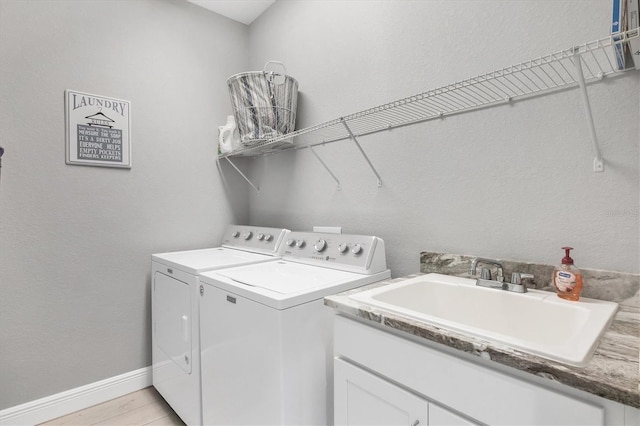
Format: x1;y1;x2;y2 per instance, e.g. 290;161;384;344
282;231;387;274
221;225;290;255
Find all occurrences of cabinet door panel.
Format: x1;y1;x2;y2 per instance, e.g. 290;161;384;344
335;358;427;426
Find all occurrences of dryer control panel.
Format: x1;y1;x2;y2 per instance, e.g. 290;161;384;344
282;232;387;275
221;225;290;256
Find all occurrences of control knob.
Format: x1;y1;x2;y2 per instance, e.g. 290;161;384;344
257;233;265;241
296;239;306;248
337;243;349;253
314;239;327;252
286;239;295;247
351;244;363;255
264;234;273;242
232;231;240;238
243;231;253;240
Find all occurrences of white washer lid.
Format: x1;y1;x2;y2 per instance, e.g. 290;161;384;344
201;261;391;309
215;261;361;295
152;247;273;274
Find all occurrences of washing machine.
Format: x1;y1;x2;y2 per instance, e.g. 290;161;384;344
151;225;290;426
198;231;390;426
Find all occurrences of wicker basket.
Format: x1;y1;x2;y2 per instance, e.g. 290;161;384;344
227;61;299;148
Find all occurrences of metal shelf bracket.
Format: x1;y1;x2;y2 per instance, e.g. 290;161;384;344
340;118;383;187
309;145;341;190
573;52;605;173
222;157;260;193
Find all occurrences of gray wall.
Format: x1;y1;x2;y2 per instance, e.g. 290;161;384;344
1;0;639;413
0;0;249;409
247;0;640;277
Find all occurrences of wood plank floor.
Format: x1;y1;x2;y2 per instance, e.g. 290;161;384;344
39;387;184;426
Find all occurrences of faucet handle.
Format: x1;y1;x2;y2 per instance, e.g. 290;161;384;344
511;272;534;285
511;272;522;285
480;268;492;280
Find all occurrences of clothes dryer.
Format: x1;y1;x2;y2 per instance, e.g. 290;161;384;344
198;231;390;426
151;225;289;426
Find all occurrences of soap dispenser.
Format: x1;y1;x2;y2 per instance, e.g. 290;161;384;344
552;247;583;301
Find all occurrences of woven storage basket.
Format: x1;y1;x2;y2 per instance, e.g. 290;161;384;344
227;61;299;148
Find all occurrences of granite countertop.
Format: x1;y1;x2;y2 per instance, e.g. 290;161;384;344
325;273;640;409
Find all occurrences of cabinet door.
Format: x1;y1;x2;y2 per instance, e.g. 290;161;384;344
429;403;478;426
335;358;428;426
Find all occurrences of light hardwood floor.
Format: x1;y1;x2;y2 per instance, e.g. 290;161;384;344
39;387;184;426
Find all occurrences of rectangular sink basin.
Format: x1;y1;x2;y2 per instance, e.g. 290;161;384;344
349;273;619;367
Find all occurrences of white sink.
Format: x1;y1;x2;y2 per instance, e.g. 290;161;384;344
349;273;619;367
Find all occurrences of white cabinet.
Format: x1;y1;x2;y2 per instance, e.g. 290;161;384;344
335;358;428;426
334;315;635;426
335;358;476;426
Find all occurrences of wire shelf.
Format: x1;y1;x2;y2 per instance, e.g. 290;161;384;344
219;29;639;160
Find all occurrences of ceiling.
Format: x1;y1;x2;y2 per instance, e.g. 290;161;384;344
186;0;276;25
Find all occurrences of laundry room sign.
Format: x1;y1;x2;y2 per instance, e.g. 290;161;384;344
65;90;131;168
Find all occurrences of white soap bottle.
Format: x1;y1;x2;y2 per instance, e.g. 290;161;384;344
218;115;240;154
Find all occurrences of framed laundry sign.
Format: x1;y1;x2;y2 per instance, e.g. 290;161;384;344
65;90;131;168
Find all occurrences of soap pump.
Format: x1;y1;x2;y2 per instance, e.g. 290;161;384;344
552;247;583;301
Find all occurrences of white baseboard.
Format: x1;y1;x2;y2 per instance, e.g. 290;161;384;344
0;366;152;426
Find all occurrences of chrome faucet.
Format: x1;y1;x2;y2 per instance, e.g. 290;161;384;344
468;257;505;282
469;257;532;293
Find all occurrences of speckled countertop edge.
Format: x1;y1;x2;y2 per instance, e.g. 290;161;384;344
325;274;640;409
